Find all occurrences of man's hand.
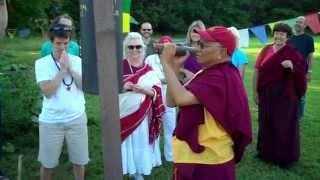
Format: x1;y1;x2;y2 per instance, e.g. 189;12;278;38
60;51;70;72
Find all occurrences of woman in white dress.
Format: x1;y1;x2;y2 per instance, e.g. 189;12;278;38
119;32;165;180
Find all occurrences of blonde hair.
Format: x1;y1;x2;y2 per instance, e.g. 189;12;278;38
186;20;206;46
123;32;146;59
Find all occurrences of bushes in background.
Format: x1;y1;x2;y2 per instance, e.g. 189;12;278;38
0;49;41;150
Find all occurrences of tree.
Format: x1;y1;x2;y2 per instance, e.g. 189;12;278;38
132;0;320;34
7;0;50;31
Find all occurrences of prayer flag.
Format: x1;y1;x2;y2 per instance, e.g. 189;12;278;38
122;0;132;32
250;25;268;44
122;12;130;32
239;28;249;48
305;13;320;34
268;22;278;31
285;18;297;29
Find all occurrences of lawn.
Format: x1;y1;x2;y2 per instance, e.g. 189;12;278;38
0;36;319;180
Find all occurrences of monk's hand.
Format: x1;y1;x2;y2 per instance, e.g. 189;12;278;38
160;43;176;66
281;60;293;70
161;44;190;75
174;51;190;69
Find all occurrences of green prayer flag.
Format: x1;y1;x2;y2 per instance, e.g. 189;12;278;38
123;0;131;13
285;18;297;28
130;16;139;25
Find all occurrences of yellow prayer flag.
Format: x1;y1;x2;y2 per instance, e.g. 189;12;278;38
122;13;130;33
268;22;277;31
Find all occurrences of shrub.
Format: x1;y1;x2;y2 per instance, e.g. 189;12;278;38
0;49;41;150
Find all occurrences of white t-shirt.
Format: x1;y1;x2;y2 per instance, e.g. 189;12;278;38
145;54;165;82
35;54;85;123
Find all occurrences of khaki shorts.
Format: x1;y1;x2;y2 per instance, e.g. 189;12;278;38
38;113;89;168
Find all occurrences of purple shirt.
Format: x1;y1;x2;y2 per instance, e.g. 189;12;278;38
184;55;202;73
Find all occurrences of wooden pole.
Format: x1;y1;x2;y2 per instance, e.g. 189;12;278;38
0;0;8;38
92;0;123;179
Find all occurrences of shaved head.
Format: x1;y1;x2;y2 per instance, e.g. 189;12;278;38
294;16;307;35
140;22;153;40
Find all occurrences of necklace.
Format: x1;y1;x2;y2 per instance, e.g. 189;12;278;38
127;59;143;74
128;62;134;74
51;53;74;91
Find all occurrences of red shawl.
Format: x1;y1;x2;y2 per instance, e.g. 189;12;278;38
121;61;165;144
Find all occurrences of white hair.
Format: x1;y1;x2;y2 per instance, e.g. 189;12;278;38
123;32;146;59
297;16;306;22
228;26;240;48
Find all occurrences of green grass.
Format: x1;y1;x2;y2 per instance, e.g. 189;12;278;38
0;36;319;179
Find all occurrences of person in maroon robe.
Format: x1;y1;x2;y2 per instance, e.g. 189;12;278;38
160;26;252;180
252;23;307;167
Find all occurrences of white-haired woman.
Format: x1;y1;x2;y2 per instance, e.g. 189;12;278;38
228;27;249;78
119;32;164;180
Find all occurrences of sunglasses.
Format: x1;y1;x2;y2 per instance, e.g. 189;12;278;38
50;25;72;32
142;28;152;31
128;45;142;50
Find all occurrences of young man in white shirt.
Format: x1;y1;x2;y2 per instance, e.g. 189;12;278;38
35;24;89;180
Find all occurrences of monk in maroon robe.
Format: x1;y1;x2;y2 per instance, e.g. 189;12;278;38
253;23;306;167
160;26;252;180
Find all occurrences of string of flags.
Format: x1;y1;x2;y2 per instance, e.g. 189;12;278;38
121;0;319;47
238;12;320;48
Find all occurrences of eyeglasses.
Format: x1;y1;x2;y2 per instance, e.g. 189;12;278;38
199;42;221;49
142;28;152;31
128;45;142;50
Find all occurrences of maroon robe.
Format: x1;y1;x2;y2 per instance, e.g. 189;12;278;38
256;44;306;166
174;61;252;180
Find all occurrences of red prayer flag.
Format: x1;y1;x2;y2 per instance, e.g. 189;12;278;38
305;13;320;34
